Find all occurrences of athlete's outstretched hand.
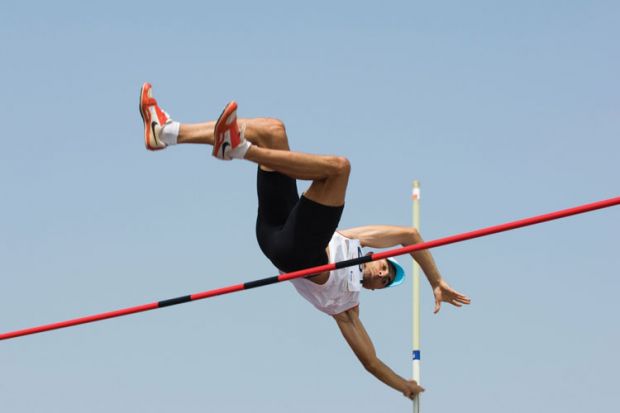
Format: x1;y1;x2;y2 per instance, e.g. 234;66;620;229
432;280;471;314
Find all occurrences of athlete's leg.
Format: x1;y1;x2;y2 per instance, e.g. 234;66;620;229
244;146;350;207
178;118;290;151
178;117;349;207
179;119;345;179
139;82;350;207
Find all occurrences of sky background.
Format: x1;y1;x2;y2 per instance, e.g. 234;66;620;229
1;1;618;412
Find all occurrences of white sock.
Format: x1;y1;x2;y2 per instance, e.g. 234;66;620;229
229;140;252;159
160;121;180;146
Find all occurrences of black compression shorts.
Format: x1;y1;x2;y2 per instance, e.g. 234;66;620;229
255;168;344;273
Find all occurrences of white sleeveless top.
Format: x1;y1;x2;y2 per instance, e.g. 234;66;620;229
289;232;363;315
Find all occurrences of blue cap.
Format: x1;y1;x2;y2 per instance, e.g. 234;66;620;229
386;258;406;288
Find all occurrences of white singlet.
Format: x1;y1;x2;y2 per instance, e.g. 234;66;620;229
289;232;364;315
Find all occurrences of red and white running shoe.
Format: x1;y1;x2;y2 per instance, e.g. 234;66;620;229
139;82;171;151
212;101;247;160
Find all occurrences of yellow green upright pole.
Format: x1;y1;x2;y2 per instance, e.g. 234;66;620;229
412;180;421;413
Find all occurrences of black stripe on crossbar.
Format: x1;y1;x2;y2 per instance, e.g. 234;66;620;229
335;255;372;269
244;276;280;290
158;295;192;308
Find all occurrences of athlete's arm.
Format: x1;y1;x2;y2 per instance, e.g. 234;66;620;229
338;226;471;313
339;225;441;286
338;225;415;249
333;305;424;399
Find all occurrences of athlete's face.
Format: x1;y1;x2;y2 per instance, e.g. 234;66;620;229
361;259;395;290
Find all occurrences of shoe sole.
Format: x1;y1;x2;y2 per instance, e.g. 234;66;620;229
139;83;164;151
212;101;238;158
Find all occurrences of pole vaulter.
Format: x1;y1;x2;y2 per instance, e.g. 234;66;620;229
1;195;618;342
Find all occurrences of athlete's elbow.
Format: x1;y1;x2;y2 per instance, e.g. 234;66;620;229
361;356;380;373
407;227;421;244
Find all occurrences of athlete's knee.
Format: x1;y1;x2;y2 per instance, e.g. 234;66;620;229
266;118;286;136
263;118;289;150
331;156;351;177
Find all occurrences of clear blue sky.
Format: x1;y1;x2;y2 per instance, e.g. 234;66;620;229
1;1;618;412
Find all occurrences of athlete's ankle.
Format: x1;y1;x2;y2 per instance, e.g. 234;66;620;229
160;121;180;146
229;139;252;159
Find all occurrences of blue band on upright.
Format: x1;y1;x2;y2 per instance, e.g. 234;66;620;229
412;350;421;360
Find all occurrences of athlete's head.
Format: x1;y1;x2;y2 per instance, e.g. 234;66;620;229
361;257;405;290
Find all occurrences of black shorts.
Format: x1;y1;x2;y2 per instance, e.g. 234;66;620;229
255;168;344;273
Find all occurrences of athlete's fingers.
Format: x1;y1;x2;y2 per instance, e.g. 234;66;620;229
458;296;471;304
